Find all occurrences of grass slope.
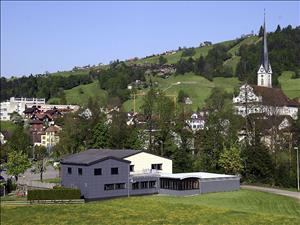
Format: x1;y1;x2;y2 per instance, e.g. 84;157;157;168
278;71;300;99
123;73;240;112
48;81;107;106
1;190;299;225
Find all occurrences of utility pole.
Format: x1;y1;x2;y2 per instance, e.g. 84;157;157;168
295;147;299;191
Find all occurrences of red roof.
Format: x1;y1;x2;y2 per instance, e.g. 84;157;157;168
251;85;299;107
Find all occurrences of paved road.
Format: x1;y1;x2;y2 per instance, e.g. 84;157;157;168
1;165;59;184
241;185;300;200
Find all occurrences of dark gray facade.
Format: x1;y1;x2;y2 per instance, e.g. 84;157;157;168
199;178;240;194
61;158;130;199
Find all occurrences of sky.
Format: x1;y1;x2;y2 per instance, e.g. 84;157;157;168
1;1;299;77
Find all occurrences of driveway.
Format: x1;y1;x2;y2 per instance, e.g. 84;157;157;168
241;185;300;200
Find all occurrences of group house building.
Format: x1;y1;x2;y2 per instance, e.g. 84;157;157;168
61;149;240;200
233;14;299;120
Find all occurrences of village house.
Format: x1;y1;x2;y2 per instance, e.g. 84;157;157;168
186;111;209;132
40;125;61;148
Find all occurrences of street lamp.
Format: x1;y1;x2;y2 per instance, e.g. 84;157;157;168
294;147;299;191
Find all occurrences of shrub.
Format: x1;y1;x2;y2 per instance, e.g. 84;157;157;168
27;188;81;200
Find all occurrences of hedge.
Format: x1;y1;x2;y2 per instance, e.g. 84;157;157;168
27;188;81;200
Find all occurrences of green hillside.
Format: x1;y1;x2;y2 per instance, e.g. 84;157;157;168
278;71;300;99
50;70;90;77
43;35;299;110
48;81;107;106
123;73;240;112
49;70;299;111
133;39;237;66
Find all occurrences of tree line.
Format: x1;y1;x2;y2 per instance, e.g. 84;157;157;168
0;73;93;102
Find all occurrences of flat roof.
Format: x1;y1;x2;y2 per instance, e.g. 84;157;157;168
160;172;239;180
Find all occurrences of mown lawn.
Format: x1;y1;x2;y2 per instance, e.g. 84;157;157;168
1;190;299;225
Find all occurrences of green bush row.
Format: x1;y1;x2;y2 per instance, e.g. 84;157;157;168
27;188;81;200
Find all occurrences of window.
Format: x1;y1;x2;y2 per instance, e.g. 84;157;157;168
67;167;72;175
94;168;102;176
78;168;82;176
151;164;162;170
141;181;148;189
130;165;134;172
132;182;139;190
104;184;114;191
149;181;156;188
115;183;125;189
111;167;118;175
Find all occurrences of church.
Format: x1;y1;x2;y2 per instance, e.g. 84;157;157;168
233;14;299;120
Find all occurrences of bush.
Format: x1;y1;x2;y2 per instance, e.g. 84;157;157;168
27;188;81;200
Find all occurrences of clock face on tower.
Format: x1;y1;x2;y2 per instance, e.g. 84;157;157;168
260;68;264;72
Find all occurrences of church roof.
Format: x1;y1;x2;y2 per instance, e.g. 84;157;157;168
251;85;299;107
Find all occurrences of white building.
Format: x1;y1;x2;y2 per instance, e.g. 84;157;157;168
233;14;299;120
186;112;207;132
0;97;45;121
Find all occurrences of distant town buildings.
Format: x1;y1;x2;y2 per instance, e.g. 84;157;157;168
0;97;45;121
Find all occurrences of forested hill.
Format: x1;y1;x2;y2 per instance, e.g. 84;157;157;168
1;25;299;108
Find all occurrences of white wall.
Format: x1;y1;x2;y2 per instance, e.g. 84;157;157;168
125;152;172;174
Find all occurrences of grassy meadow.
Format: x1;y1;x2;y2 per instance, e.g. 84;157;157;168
278;71;300;99
123;73;241;112
1;190;299;225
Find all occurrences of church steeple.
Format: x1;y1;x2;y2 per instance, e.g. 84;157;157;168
257;9;272;88
262;10;269;72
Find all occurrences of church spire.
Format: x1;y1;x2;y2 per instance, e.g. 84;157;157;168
262;9;269;72
257;9;272;88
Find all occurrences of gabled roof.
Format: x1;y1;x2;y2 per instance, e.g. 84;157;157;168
45;126;61;133
29;120;43;125
61;149;141;166
251;85;299;107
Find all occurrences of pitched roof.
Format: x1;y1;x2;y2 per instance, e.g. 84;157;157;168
29;120;43;125
45;126;61;133
251;85;299;107
61;149;141;165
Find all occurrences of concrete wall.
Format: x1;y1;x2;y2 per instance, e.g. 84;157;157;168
61;159;130;200
125;152;172;174
159;189;201;196
200;178;240;194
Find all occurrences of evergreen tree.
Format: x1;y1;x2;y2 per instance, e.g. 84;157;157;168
91;121;109;148
241;130;274;184
275;24;281;33
258;25;264;37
